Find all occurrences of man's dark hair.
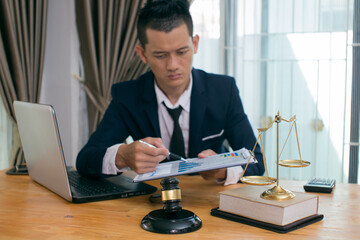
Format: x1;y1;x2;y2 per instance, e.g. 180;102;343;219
137;0;193;47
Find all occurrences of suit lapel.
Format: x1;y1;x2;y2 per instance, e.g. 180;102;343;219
142;73;161;137
188;69;207;157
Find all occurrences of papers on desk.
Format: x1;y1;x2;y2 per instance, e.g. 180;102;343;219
133;148;255;182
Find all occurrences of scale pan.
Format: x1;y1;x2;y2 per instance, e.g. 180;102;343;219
279;159;310;168
240;176;277;185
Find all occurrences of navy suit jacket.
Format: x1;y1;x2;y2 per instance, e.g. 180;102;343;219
76;69;264;178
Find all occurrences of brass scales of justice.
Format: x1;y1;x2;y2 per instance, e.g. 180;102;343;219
240;112;310;201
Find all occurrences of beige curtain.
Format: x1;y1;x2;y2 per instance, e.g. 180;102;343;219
75;0;149;133
0;0;48;171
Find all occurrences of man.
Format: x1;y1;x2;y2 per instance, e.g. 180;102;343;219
76;0;264;185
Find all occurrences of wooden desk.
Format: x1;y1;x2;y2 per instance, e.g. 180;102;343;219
0;171;359;240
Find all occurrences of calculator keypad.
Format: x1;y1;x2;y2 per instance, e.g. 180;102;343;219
304;178;335;193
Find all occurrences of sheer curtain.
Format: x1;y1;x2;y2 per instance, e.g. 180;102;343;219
191;0;354;183
235;0;354;183
190;0;220;74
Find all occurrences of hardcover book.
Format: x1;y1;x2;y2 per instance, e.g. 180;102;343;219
218;186;319;226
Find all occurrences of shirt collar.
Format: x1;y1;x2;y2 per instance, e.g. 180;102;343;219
154;74;192;112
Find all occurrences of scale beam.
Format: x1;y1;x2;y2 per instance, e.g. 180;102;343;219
240;112;310;200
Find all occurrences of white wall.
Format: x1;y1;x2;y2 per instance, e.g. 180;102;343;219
41;0;88;167
0;98;12;170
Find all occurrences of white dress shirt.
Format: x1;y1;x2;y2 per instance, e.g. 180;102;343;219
101;74;243;185
155;75;192;155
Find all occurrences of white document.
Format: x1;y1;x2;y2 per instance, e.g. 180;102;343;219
133;148;256;182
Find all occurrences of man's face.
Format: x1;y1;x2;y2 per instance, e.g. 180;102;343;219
136;23;199;98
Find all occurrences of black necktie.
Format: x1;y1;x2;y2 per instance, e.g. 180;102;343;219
163;103;186;158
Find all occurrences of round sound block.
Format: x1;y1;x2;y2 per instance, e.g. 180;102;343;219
141;209;202;234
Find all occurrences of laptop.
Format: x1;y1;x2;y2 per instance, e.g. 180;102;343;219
13;101;157;203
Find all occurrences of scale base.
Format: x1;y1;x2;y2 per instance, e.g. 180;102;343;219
141;209;202;234
261;185;295;200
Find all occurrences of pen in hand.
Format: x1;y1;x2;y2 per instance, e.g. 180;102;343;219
139;140;187;162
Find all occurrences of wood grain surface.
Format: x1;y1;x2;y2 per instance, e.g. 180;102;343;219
0;171;358;239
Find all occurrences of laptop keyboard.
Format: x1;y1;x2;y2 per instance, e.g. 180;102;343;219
67;171;125;196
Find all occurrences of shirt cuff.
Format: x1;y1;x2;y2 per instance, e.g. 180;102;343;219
216;166;244;186
102;143;128;175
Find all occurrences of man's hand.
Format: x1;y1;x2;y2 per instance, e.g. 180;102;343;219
198;149;227;181
115;137;169;174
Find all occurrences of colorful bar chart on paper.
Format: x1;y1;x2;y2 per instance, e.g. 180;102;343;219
133;148;255;182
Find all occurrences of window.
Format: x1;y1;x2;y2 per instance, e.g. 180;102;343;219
191;0;355;183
